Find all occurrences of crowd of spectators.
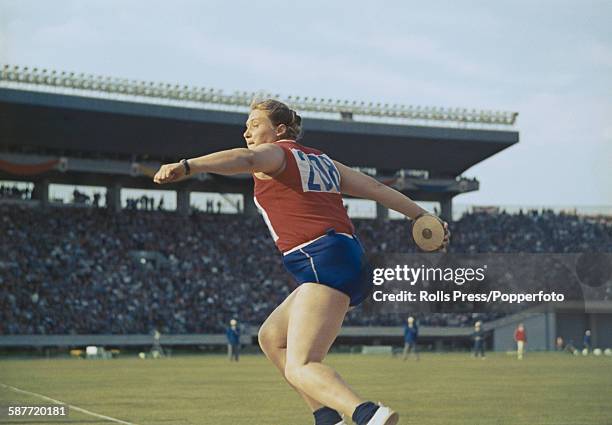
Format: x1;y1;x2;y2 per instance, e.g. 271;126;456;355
71;189;104;207
450;209;612;253
0;184;32;201
1;205;610;335
125;195;163;211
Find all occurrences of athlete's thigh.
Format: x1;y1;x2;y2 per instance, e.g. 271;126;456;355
286;283;350;365
259;285;301;348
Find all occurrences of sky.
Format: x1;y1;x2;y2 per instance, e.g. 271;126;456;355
1;0;611;207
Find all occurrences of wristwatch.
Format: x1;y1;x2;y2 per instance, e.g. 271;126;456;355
180;159;191;175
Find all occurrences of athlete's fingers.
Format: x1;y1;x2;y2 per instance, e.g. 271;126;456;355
154;164;184;184
154;165;168;183
154;167;170;184
440;221;450;251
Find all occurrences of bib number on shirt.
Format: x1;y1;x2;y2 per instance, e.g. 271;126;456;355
291;149;341;193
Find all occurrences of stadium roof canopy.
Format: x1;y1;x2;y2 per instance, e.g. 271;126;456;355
0;68;519;178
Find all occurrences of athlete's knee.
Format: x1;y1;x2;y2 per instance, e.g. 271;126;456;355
257;323;283;354
257;325;272;352
284;362;307;388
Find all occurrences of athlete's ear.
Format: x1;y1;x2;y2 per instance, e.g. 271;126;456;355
275;123;287;137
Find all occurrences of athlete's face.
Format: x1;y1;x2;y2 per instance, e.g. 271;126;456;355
244;109;285;149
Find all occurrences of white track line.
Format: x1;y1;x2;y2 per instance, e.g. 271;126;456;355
0;382;137;425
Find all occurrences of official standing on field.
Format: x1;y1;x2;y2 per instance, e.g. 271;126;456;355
472;321;486;358
514;323;526;360
226;319;241;362
583;329;592;353
402;317;419;361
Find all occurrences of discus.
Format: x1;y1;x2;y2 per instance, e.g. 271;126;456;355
412;214;446;252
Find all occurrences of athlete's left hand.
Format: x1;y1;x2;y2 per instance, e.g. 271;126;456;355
440;221;451;252
153;162;185;184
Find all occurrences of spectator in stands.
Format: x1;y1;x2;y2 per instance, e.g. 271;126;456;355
72;189;90;204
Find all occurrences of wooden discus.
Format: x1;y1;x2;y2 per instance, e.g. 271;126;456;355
412;214;445;252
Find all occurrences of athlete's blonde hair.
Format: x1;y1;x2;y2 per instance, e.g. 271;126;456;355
250;99;302;140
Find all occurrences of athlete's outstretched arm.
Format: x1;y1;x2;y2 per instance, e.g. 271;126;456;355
153;144;285;184
333;160;428;220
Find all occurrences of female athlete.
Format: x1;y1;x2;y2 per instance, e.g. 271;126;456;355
154;99;449;425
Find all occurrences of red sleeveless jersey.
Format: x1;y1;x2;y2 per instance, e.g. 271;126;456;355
253;139;354;252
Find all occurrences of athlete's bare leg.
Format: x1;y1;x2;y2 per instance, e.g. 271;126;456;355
258;286;323;411
284;283;364;418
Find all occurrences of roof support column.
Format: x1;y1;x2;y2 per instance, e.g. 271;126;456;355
242;189;258;216
376;202;389;221
440;196;453;222
177;188;190;216
106;182;122;213
32;178;49;208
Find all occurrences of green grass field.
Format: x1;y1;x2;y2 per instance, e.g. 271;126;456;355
1;353;611;425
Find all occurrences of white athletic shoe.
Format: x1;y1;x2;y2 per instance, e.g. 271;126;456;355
365;404;399;425
334;421;348;425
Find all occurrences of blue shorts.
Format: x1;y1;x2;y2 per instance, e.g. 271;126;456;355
282;229;373;307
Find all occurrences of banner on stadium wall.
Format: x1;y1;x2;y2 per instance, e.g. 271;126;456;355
0;158;60;175
133;163;157;178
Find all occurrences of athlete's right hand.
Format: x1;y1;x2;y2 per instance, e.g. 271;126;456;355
440;221;451;252
153;162;185;184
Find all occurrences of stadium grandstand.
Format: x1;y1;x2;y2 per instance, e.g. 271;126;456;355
0;64;520;220
1;64;611;354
